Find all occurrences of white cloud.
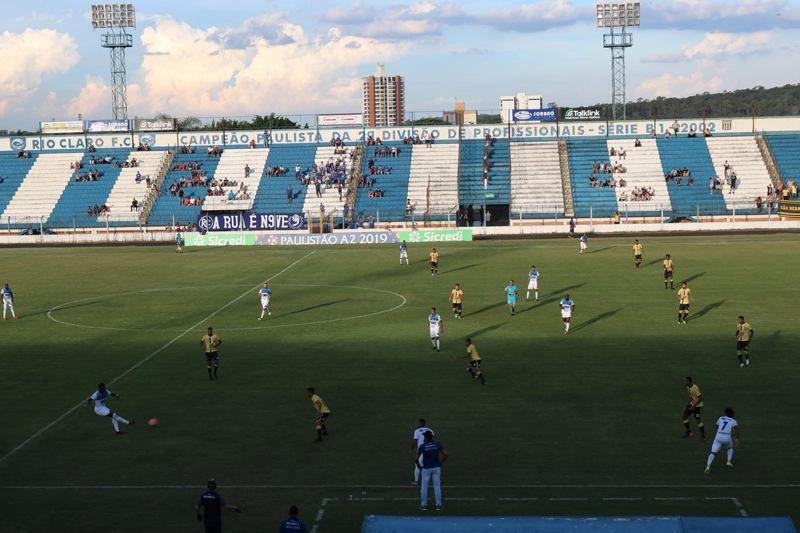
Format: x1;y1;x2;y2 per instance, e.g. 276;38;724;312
129;16;415;118
63;75;111;118
642;31;776;65
635;72;724;99
481;0;589;32
0;28;80;115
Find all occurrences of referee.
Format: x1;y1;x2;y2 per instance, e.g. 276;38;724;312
201;327;222;380
195;479;240;533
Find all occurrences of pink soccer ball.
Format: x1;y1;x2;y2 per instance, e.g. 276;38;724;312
148;418;158;426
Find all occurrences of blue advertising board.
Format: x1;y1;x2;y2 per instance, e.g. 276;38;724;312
513;108;557;122
86;120;131;133
198;213;305;231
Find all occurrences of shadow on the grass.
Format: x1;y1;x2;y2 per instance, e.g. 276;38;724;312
278;299;350;318
463;323;505;339
570;308;622;332
585;246;612;254
686;299;727;322
442;263;482;276
471;302;506;316
679;272;707;285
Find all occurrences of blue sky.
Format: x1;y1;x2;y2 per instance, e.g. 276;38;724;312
1;0;799;130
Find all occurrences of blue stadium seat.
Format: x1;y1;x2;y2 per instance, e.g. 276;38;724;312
567;138;617;218
766;133;800;187
459;140;511;206
0;153;38;215
656;138;727;215
148;152;221;226
353;143;411;223
251;145;318;214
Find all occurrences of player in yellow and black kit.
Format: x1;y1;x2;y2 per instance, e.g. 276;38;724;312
200;327;222;380
307;387;331;443
429;248;439;276
677;282;693;324
733;316;754;367
456;338;486;385
682;376;706;441
632;240;643;269
663;254;674;289
449;284;464;319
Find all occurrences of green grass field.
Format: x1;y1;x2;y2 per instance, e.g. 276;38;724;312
1;234;799;532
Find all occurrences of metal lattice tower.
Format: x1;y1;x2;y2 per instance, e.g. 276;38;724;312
91;4;136;120
597;3;640;121
604;28;632;121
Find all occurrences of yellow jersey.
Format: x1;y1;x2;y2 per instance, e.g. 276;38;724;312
678;288;692;304
466;344;480;361
663;259;673;271
201;334;221;352
633;244;643;255
737;322;753;341
450;289;464;303
429;252;439;263
311;394;330;414
687;384;703;407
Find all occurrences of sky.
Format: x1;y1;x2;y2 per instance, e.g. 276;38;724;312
1;0;800;130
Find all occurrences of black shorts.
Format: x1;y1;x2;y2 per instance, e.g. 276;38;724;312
316;412;330;423
664;270;673;279
470;359;482;370
737;341;749;351
635;254;642;261
205;351;219;362
452;303;462;310
204;522;222;533
683;406;703;420
430;262;438;268
679;304;690;311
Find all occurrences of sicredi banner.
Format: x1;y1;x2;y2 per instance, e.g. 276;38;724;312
87;120;131;133
41;121;84;134
198;213;305;231
561;107;604;121
185;231;401;246
397;229;473;243
318;114;364;127
134;118;177;132
513;109;557;122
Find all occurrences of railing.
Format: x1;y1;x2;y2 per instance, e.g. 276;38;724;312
755;133;783;188
344;145;364;221
201;197;254;211
557;140;575;216
138;149;176;224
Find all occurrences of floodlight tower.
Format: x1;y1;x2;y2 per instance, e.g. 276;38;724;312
597;3;640;121
91;4;137;119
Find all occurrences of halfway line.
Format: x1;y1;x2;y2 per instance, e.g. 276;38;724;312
0;251;316;466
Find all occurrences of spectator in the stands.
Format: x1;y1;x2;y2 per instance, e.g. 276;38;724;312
703;127;712;137
619;147;626;159
101;203;108;214
406;200;412;216
245;165;251;178
755;196;763;213
87;206;93;216
368;188;375;198
87;144;96;153
672;120;680;136
609;147;616;157
93;204;100;215
649;129;656;139
686;176;694;186
130;198;139;211
287;184;293;204
688;125;697;138
619;191;628;202
375;188;383;198
634;139;642;147
337;182;343;201
135;171;142;183
664;129;671;139
319;203;325;213
248;139;256;149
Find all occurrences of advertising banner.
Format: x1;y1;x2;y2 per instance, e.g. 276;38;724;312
41;121;84;134
185;233;256;246
561;107;604;121
87;119;131;133
396;229;473;242
133;118;177;132
778;200;800;218
198;213;305;231
185;231;402;246
318;114;364;127
512;108;557;122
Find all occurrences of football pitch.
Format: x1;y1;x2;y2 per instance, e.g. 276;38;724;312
1;234;799;532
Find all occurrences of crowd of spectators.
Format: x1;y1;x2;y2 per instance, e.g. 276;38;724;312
207;146;222;157
180;145;195;154
86;203;109;216
74;169;100;182
88;155;139;167
267;165;287;176
665;168;695;187
136;143;152;152
619;186;655;202
373;145;398;157
16;150;31;159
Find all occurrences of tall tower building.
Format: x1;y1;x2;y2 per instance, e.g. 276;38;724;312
362;64;405;127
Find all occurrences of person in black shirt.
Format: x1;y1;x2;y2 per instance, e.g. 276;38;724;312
195;479;240;533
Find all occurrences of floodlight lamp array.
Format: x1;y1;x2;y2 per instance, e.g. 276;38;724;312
596;3;640;28
91;4;136;29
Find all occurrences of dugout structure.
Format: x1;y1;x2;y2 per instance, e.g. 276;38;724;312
309;212;334;234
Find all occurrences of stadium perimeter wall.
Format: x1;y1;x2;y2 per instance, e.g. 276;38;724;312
1;219;798;245
4;115;800;153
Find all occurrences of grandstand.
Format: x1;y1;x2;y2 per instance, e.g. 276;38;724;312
706;137;773;207
353;143;411;223
509;140;564;219
251;145;317;214
459;139;512;209
656;137;726;217
766;134;800;184
406;142;459;221
567;138;618;218
609;139;667;216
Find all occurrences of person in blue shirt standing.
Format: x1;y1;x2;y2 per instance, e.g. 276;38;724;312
415;431;448;511
568;217;576;238
579;233;587;255
504;280;518;316
399;240;409;265
195;479;240;533
287;184;293;204
176;230;183;254
278;505;306;532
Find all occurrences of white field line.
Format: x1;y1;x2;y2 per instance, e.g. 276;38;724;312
0;251;316;466
499;498;538;501
603;498;642;501
2;484;798;490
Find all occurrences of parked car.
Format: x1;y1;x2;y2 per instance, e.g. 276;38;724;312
17;227;56;236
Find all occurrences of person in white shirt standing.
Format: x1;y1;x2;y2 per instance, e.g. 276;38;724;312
258;283;272;320
526;266;540;302
409;419;435;485
428;308;443;352
2;283;17;320
704;407;739;474
86;383;134;435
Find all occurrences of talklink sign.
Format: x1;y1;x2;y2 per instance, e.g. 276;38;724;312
561;107;604;120
134;118;177;132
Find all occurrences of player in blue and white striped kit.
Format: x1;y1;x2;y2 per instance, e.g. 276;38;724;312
258;283;272;320
86;383;133;434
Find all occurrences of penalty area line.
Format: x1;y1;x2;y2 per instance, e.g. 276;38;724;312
0;251;316;466
3;483;799;490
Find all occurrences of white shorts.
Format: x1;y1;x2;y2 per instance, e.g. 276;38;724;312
95;406;110;417
580;242;587;250
528;280;538;290
430;327;440;338
711;435;733;452
261;298;270;308
400;250;408;258
561;311;572;319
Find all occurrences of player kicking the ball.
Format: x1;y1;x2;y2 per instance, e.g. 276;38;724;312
258;283;272;320
86;383;134;434
705;407;739;474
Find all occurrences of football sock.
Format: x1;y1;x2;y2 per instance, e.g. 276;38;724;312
112;418;119;431
535;291;538;300
467;368;476;377
316;426;322;436
207;365;212;376
214;362;218;374
737;351;743;363
321;424;327;433
260;310;266;319
671;282;674;289
698;423;705;435
665;281;668;288
678;312;682;322
436;339;440;350
565;322;570;332
727;449;734;461
457;310;462;318
707;454;715;467
684;311;689;321
414;467;420;482
113;414;129;425
431;339;437;348
683;420;690;432
526;291;531;299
